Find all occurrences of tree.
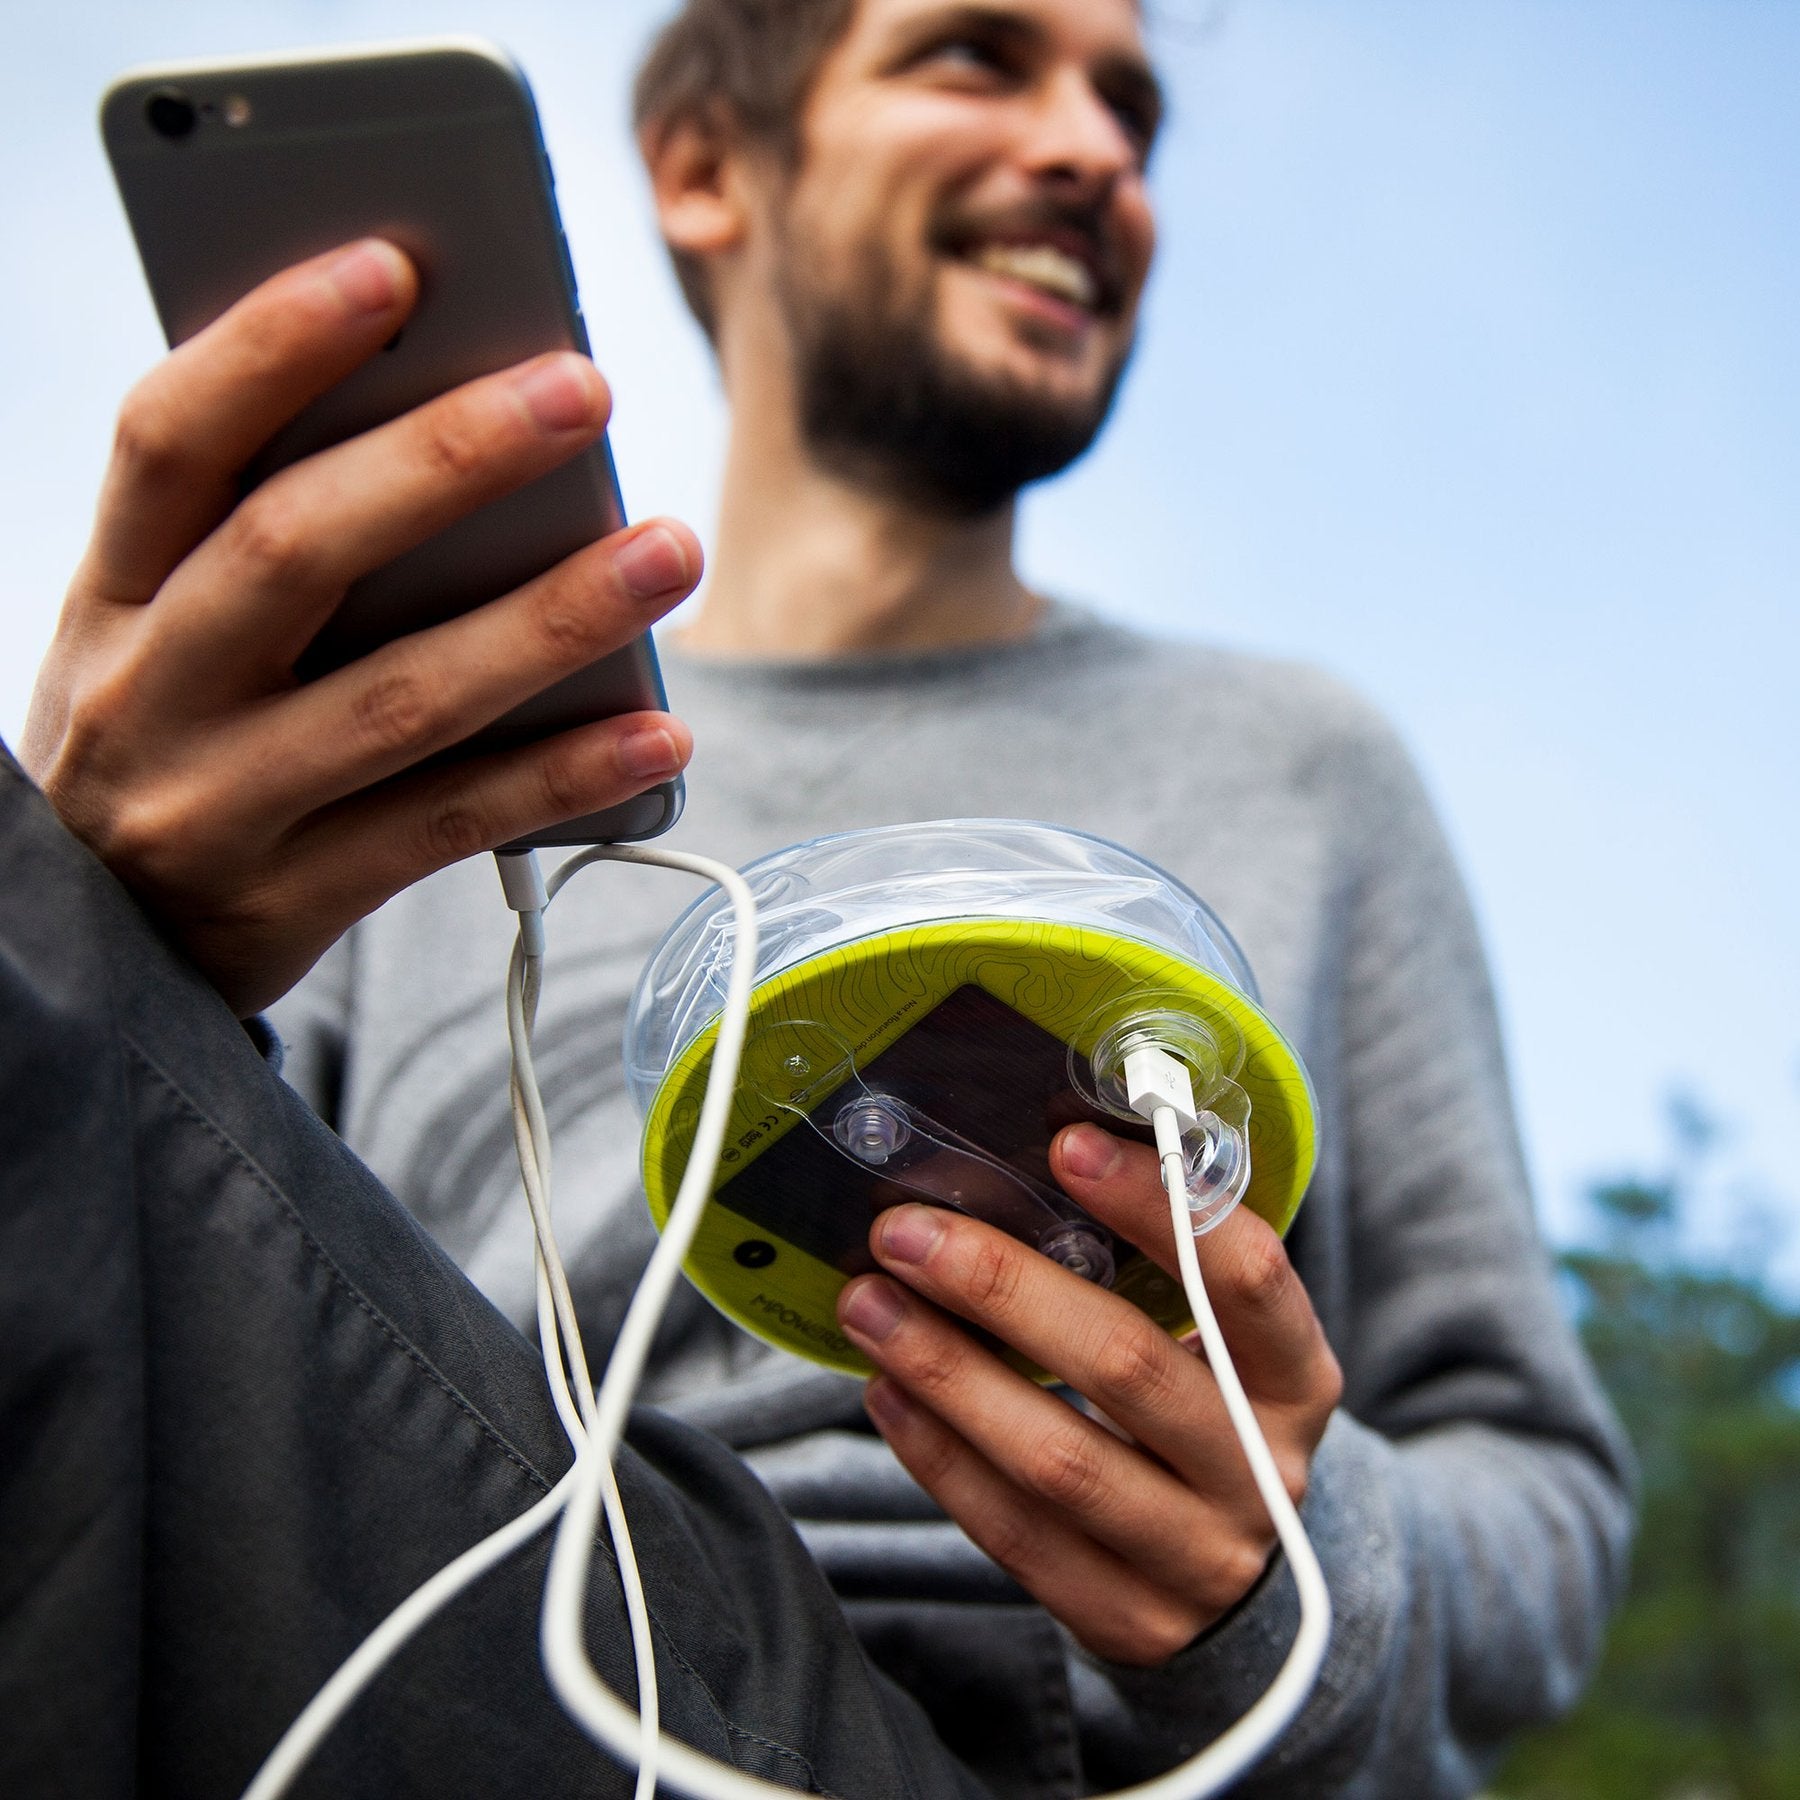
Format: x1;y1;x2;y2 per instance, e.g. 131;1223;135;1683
1500;1107;1800;1799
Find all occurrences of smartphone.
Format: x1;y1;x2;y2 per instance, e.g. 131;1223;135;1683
100;38;683;846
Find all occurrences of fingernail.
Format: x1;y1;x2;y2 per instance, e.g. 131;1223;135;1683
1060;1124;1121;1181
618;726;683;779
514;354;601;432
879;1205;945;1266
328;239;406;314
840;1279;906;1343
612;524;691;601
864;1378;911;1429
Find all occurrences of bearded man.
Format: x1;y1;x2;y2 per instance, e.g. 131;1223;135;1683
13;2;1630;1796
257;4;1632;1796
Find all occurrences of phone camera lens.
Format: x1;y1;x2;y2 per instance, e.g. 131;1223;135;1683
145;89;197;141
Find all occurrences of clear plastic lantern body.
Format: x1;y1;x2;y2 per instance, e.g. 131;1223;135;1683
625;820;1318;1377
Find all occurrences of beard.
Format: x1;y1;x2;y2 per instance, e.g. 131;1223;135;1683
776;231;1136;519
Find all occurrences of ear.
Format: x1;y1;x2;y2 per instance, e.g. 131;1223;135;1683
640;109;750;261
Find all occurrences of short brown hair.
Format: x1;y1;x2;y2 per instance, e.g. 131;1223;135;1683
633;0;859;334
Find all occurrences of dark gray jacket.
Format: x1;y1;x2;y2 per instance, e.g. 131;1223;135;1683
0;747;985;1800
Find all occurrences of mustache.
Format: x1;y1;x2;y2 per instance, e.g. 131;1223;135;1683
929;196;1130;315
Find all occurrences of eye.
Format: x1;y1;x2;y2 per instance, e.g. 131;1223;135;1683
1096;74;1163;163
932;36;1003;69
1109;101;1157;163
913;31;1022;84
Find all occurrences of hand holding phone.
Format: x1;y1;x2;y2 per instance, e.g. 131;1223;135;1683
22;238;699;1017
23;42;701;1016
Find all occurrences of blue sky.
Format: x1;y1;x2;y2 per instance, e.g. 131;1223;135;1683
5;0;1796;1275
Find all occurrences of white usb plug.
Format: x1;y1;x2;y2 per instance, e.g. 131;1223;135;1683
1122;1040;1199;1171
496;849;549;958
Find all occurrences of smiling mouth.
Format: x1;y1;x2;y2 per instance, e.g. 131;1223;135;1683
969;241;1100;311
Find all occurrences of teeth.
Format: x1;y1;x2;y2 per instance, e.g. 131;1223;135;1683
973;242;1097;308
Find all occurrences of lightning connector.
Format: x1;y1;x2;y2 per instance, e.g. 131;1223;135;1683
1123;1038;1199;1193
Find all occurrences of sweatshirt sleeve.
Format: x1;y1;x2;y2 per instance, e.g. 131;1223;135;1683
265;926;357;1131
1068;707;1635;1797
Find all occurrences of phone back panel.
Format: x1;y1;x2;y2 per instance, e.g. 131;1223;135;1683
102;41;680;843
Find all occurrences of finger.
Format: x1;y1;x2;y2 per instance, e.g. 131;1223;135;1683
862;1378;1215;1667
1053;1123;1340;1409
839;1272;1262;1610
856;1205;1267;1502
236;518;698;816
188;708;694;1020
299;706;693;899
295;702;692;894
154;351;614;684
82;240;418;605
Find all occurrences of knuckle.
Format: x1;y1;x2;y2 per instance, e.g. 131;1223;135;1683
534;747;598;823
1029;1423;1111;1513
974;1510;1040;1586
93;789;177;873
1078;1598;1203;1669
895;1338;965;1406
419;798;495;867
95;782;217;891
905;1423;961;1495
417;411;488;484
1277;1445;1312;1510
1228;1228;1295;1318
230;488;313;581
61;665;138;759
1084;1625;1148;1667
531;590;608;666
351;668;441;758
1205;1540;1274;1615
112;383;186;488
961;1235;1025;1314
36;677;155;838
1313;1343;1346;1414
1089;1317;1181;1415
1135;1603;1208;1667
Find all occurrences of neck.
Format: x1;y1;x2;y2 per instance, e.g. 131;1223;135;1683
676;324;1040;659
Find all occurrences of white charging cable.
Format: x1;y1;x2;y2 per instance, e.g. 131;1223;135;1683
235;838;748;1800
532;874;1330;1799
241;845;1327;1800
1120;1044;1333;1795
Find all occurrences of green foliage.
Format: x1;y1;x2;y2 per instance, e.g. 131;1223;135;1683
1499;1111;1800;1800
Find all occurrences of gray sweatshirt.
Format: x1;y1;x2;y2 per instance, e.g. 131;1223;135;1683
272;602;1633;1798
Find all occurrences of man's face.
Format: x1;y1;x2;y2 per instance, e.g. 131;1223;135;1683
762;0;1162;515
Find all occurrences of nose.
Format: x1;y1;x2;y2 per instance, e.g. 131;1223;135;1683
1018;66;1141;192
